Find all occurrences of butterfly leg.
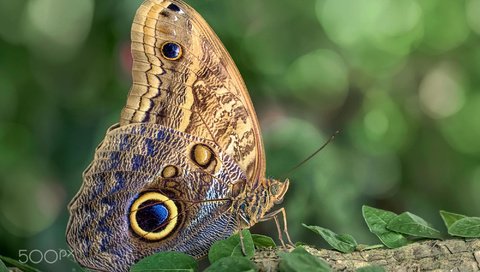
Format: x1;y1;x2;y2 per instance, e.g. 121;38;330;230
273;215;287;248
259;207;294;247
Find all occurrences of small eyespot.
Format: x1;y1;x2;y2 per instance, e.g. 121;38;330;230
162;165;179;178
191;144;214;168
161;42;182;60
167;3;181;12
129;192;178;240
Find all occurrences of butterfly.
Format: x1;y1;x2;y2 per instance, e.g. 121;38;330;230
66;0;291;271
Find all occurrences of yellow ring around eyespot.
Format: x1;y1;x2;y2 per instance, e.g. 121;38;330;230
129;192;178;240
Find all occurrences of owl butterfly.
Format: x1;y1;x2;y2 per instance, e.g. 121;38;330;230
66;0;291;271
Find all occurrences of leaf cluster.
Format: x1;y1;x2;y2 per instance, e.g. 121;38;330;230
1;207;479;271
303;206;480;253
129;230;331;272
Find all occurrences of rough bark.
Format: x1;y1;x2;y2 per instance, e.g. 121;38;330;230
252;239;480;271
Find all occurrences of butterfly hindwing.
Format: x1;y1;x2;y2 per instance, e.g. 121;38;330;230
67;123;245;271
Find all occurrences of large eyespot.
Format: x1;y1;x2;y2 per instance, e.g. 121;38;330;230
161;42;182;60
129;192;178;240
191;144;215;168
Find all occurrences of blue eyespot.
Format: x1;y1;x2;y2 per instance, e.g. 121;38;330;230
136;200;169;233
167;3;181;12
129;192;178;240
161;42;182;60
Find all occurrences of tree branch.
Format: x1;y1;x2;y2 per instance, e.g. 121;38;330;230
252;239;480;271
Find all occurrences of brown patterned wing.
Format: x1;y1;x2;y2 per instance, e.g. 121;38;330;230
67;123;247;271
121;0;265;182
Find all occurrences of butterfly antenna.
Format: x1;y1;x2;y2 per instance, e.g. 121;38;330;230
280;130;340;179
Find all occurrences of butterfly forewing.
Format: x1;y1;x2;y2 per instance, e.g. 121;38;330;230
122;0;265;181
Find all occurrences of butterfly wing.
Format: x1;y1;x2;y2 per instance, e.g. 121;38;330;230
67;1;271;270
67;123;246;271
121;0;265;182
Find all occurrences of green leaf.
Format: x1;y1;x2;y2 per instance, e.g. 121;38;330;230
252;234;276;248
303;224;357;253
278;247;331;272
130;251;197;272
448;217;480;238
440;210;466;229
356;265;386;272
0;256;42;272
387;212;442;239
204;256;257;272
362;205;409;248
208;230;255;264
0;259;8;272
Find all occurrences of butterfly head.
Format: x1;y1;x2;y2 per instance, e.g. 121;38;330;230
267;178;290;205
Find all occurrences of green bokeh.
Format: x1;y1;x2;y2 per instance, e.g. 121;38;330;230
1;0;480;270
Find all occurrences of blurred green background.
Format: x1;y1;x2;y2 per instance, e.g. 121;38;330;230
1;0;480;270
